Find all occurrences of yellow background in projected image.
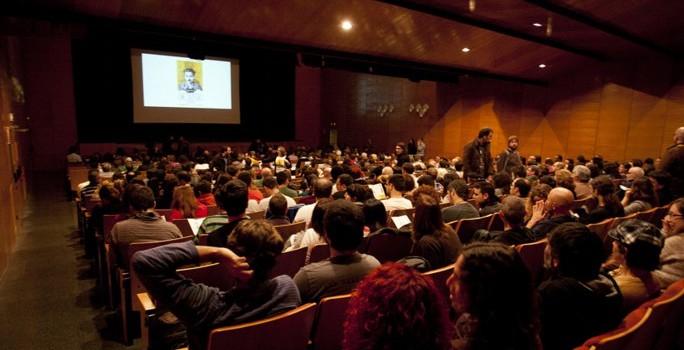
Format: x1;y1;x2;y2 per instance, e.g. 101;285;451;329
177;60;203;91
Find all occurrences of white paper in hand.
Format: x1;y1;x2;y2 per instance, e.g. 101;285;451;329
391;215;412;229
187;218;205;236
369;183;387;200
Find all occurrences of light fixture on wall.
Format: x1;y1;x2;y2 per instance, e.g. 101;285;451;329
409;103;430;118
377;104;394;117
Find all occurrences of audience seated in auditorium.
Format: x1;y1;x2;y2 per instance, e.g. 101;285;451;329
108;184;182;246
604;220;664;313
79;169;100;202
343;263;451;350
492;172;512;198
538;222;621;350
471;181;502;216
133;220;300;350
448;243;540;350
648;170;674;206
442;180;479;224
169;185;208;220
294;200;380;302
332;173;354;200
90;181;125;235
293;178;332;226
411;189;462;270
654;198;684;288
258;176;296;212
266;193;290;226
202;180;249;247
621;176;658;215
527;187;576;239
381;174;413;211
578;175;624;224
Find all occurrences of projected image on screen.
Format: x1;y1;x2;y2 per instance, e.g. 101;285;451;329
131;49;240;124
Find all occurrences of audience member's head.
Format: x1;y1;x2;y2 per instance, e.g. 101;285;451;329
362;199;387;233
345;184;373;203
511;178;531;198
448;179;470;203
227;220;283;281
493;172;512;194
627;177;658;207
236;171;253;187
127;184;155;212
344;263;451;350
545;187;575;216
268;193;288;218
572;165;591;184
313;178;333;199
413;191;448;240
324;200;365;252
171;185;199;218
447;243;538;350
547;222;605;281
417;174;435;188
608;220;664;272
663;198;684;237
627;166;645;181
500;196;526;228
387;174;407;194
216;179;248;217
471;181;498;207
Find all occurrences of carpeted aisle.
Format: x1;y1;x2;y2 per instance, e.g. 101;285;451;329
0;172;141;350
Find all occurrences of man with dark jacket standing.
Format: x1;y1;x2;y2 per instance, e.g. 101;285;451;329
463;128;494;182
659;126;684;198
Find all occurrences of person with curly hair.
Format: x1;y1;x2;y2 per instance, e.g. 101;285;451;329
447;243;540;350
343;263;451;350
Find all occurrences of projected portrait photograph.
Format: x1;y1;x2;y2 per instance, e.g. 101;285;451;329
178;62;203;92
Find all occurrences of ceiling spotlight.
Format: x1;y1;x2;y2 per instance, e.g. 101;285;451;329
532;22;543;27
341;20;353;31
538;64;547;68
461;47;470;53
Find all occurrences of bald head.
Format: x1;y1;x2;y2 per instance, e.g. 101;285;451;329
675;127;684;144
314;178;333;199
261;167;272;178
627;166;644;181
382;166;394;176
547;187;574;215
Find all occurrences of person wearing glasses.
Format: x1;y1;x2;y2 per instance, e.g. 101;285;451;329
654;198;684;288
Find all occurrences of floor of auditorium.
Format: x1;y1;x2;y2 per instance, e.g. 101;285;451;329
0;172;142;349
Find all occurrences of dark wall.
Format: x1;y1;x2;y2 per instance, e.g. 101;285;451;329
72;26;295;143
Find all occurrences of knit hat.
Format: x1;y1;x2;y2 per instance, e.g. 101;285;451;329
608;219;664;248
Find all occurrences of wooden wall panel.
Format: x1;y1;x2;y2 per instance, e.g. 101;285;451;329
324;60;684;164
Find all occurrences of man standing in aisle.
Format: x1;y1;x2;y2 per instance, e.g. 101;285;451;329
496;135;522;176
463;128;494;183
659;126;684;198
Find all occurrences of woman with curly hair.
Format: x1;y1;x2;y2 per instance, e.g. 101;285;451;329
169;185;208;220
448;243;540;350
343;263;451;350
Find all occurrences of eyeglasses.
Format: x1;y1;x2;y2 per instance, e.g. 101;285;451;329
666;212;684;219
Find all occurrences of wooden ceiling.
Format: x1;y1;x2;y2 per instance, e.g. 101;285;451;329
6;0;682;84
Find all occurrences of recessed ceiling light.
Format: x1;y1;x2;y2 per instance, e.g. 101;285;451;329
533;22;543;27
461;47;470;53
538;64;547;68
341;20;353;31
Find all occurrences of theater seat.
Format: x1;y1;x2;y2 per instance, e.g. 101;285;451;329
207;303;317;350
309;294;351;350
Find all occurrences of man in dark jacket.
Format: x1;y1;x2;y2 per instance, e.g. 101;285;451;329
462;128;494;182
539;222;622;350
659;126;684;198
496;135;522;176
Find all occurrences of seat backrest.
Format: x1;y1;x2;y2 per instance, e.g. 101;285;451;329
635;206;658;223
653;279;684;350
172;219;194;237
274;221;306;242
587;218;614;242
610;213;639;229
574;196;598;213
155;208;173;221
514;239;547;286
121;236;194;269
249;210;266;220
365;228;414;263
454;214;493;244
206;205;221;216
624;280;684;350
269;246;308;278
198;233;209;246
103;213;128;237
587;307;652;350
423;263;454;304
207;303;317;350
310;294;351;350
287;204;305;222
307;244;330;265
488;212;504;231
